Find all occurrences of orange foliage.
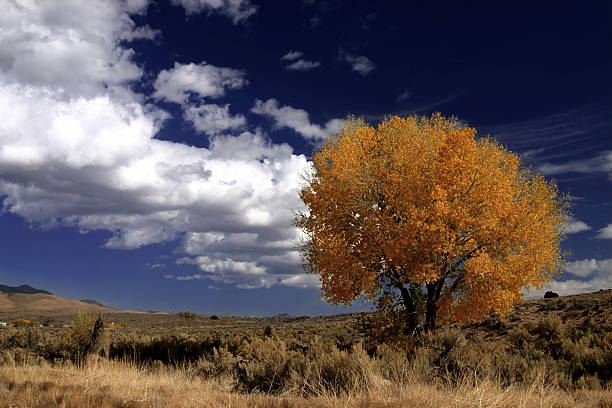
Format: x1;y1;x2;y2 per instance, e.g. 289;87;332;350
296;114;568;326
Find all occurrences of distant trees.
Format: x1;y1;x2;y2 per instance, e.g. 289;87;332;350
296;114;568;334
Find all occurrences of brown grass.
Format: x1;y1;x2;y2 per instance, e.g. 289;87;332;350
0;357;609;408
0;290;610;407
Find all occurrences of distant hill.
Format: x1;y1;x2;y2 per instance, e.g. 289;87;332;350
79;299;109;308
272;313;295;319
0;292;112;314
0;284;52;295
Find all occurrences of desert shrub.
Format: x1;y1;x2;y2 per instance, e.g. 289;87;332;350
64;312;104;367
235;336;293;393
531;316;564;358
210;315;219;320
290;345;371;396
108;333;245;366
178;311;198;319
12;319;31;327
560;330;612;386
193;346;238;379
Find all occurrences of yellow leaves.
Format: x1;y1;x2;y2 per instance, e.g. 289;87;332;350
297;113;568;324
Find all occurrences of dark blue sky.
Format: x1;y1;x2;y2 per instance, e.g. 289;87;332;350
0;0;610;315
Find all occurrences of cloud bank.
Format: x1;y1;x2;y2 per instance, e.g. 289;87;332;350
0;0;314;290
525;258;612;298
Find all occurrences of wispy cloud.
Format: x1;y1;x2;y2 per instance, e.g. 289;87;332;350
396;90;412;102
538;151;612;179
485;104;612;167
171;0;257;24
339;50;376;76
286;59;321;71
281;50;304;61
251;98;343;141
281;51;321;71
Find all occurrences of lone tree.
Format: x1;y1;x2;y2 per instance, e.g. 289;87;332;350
296;114;568;334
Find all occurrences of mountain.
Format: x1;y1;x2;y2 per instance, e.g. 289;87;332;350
0;284;52;295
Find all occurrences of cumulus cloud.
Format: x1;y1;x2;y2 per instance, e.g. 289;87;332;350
153;62;248;104
251;99;344;141
525;258;612;298
184;104;246;135
339;50;376;76
0;0;316;290
0;0;155;100
171;0;257;24
562;216;592;234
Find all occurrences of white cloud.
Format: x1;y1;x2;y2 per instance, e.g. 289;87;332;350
153;62;248;104
596;224;612;239
562;216;592;234
281;50;304;61
538;151;612;179
251;99;344;141
565;259;612;278
171;0;257;24
339;51;376;76
286;59;321;71
281;51;320;71
0;0;318;291
0;0;155;100
280;274;321;289
525;258;612;298
184;104;246;135
148;263;165;269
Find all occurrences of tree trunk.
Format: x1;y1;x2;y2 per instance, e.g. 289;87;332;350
425;280;444;332
425;294;437;332
398;285;418;334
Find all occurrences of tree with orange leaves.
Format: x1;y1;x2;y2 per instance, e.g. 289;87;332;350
295;114;568;334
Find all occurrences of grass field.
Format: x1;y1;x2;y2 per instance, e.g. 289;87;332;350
1;358;610;408
0;290;610;407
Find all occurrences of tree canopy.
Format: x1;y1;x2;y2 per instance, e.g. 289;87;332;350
296;114;568;333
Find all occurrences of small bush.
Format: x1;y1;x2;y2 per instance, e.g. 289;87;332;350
13;319;31;327
178;311;198;319
64;312;104;367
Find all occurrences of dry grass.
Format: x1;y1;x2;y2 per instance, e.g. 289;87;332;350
0;290;610;407
0;358;609;408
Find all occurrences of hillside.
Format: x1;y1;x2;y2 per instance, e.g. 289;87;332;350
0;292;112;317
0;284;51;295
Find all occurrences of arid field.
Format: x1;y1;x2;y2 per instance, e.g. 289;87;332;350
0;290;610;407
